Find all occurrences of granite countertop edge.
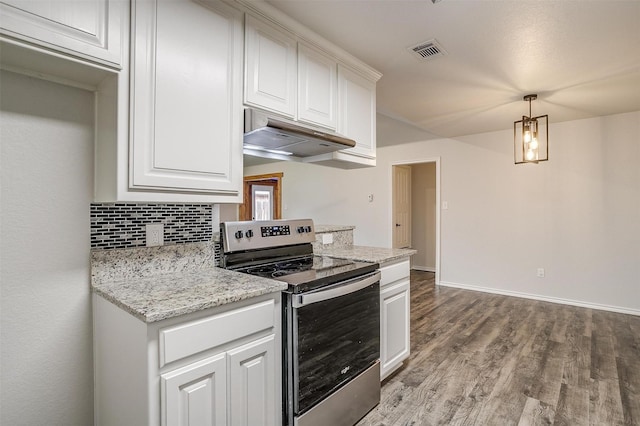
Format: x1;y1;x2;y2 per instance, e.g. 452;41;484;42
314;224;356;233
316;245;417;264
92;267;287;323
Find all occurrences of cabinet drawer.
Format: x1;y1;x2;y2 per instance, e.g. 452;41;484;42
159;299;274;367
380;259;410;287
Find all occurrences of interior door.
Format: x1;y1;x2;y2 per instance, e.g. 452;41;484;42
392;165;411;248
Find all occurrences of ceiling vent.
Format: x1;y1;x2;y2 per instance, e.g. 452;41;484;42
408;39;447;61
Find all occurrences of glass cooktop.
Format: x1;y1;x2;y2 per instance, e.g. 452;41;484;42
236;255;378;293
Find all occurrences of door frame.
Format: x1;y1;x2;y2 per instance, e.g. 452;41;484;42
240;173;283;221
389;157;441;285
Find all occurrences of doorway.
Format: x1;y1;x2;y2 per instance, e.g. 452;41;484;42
240;173;283;221
392;165;412;249
391;158;440;284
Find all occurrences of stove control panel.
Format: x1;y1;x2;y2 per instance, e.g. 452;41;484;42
221;219;316;253
261;225;290;237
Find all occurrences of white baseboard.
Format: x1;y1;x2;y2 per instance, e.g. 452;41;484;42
411;266;436;273
438;280;640;317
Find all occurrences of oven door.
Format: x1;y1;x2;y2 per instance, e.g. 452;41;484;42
285;271;381;425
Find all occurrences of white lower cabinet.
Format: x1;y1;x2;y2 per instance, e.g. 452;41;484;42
162;353;228;426
379;259;411;380
228;335;276;426
93;293;281;426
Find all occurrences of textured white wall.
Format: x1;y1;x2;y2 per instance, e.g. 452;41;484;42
1;71;94;425
245;111;640;313
245;158;383;244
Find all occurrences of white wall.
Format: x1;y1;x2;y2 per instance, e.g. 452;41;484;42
245;158;383;244
411;162;436;270
245;111;640;314
1;71;94;425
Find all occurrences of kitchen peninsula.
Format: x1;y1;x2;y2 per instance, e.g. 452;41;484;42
91;222;416;424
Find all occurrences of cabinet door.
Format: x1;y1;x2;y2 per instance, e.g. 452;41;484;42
380;279;410;380
244;14;296;118
338;65;377;159
129;0;243;198
297;43;337;130
161;353;227;426
0;0;125;67
228;334;276;426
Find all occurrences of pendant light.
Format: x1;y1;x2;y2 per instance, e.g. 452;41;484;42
514;94;548;164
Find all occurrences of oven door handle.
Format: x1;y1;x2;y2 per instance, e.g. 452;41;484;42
292;271;381;308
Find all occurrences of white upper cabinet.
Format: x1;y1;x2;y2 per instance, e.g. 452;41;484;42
244;14;296;118
297;42;337;130
338;65;377;159
0;0;125;67
127;0;243;200
239;4;382;168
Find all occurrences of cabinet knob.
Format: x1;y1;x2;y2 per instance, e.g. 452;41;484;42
395;223;401;227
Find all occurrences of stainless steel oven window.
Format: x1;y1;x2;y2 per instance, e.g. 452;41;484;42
285;275;380;420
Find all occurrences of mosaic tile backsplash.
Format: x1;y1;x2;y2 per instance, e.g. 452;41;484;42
91;203;214;250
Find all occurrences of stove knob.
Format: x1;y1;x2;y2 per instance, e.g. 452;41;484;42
246;229;254;238
297;226;305;233
234;230;243;239
305;226;312;233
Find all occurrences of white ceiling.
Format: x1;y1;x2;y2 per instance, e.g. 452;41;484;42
265;0;640;141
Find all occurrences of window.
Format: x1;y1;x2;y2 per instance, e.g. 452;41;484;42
252;185;273;220
241;173;283;221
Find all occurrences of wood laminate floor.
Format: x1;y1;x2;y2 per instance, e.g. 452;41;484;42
358;271;640;426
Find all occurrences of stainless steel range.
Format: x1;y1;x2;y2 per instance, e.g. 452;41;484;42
220;219;381;426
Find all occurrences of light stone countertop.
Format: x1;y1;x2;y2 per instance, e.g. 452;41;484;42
316;245;417;264
91;242;217;284
92;267;287;323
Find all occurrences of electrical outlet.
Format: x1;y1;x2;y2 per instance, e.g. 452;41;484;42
537;268;545;278
368;194;374;202
322;233;333;245
146;224;164;247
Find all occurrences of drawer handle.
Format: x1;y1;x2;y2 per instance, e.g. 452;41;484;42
293;271;381;308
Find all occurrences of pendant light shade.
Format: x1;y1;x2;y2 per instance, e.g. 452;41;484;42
514;94;548;164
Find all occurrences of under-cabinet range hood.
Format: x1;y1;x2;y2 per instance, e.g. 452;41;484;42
243;108;356;161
